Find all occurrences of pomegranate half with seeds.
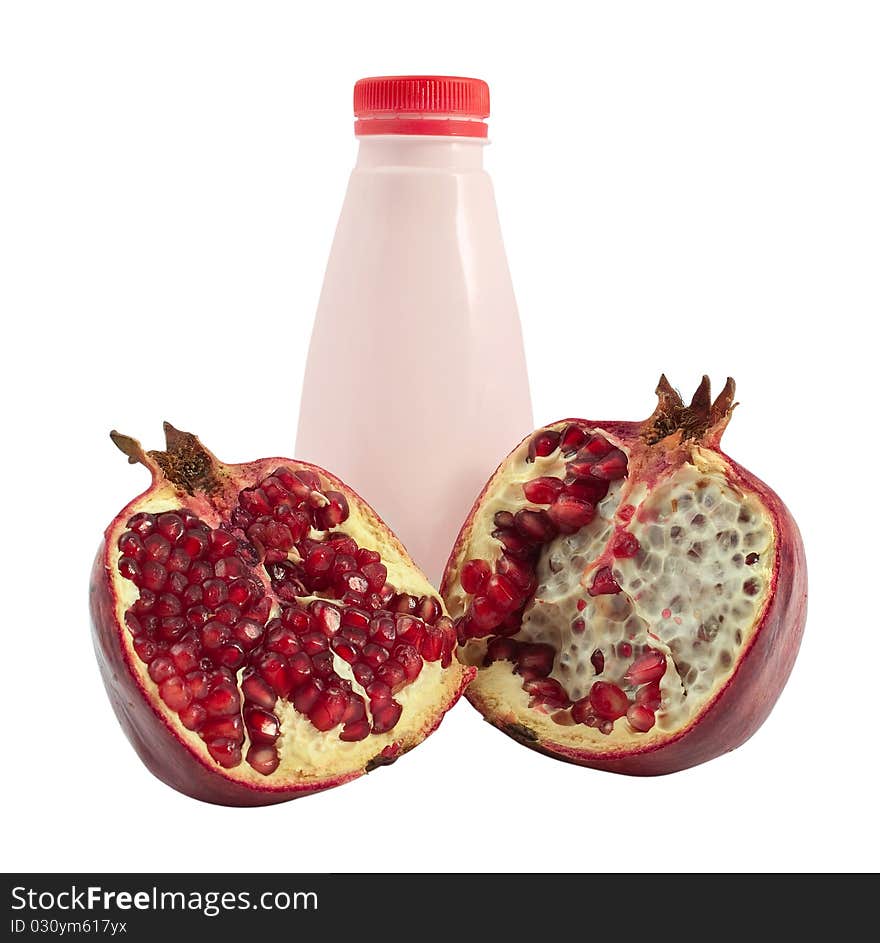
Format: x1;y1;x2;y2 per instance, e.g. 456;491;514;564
90;424;471;805
441;377;806;775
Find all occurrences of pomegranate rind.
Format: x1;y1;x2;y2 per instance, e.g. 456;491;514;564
441;394;807;776
92;440;473;806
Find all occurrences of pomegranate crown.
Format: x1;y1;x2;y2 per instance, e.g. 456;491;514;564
644;375;737;447
110;422;221;496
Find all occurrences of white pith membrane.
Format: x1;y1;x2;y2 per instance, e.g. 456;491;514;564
109;452;464;787
446;431;776;751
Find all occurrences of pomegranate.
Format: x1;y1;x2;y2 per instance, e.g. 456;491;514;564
441;377;806;775
90;423;472;805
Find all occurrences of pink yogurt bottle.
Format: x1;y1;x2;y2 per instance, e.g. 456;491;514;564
296;76;533;583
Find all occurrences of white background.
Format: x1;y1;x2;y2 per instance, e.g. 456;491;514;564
2;1;877;874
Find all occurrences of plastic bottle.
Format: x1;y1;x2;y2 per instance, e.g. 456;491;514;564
296;76;532;583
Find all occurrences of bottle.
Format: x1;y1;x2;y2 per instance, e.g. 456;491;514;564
296;75;533;583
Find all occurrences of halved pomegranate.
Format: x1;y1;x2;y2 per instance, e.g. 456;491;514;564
90;424;472;805
441;377;807;775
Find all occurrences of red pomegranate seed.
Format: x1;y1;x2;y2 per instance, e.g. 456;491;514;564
185;670;211;700
624;649;666;685
571;697;595;725
288;652;313;690
263;624;298;656
560;424;588;454
167;572;187;595
310;600;342;637
216;643;245;669
392;642;422;681
460;558;491;595
148;656;176;684
155;593;182;617
524;678;571;709
118;531;145;560
522;476;565;505
528;429;561;460
357;548;381;566
618;504;636;522
140;560;167;592
166;546;191;573
492;526;535;557
611;531;641;559
232;620;264;653
353;662;374;687
362;562;388;593
202;681;240;717
133;636;157;663
293;679;323;715
418;625;443;662
181;529;209;558
256;653;292;698
127;512;155;537
188;560;212;584
636;681;662;711
497;554;536;591
169;637;200;673
591;448;628;480
376;660;407;692
206;738;241;768
239;487;272;516
515;643;555;679
589;681;629;720
132;588;156;613
331;638;360;664
589;566;621;596
576;598;587;611
241;672;277;710
309;686;349;731
340;719;371;742
305;545;335;578
214;556;246;580
157;512;185;542
515;508;558;542
627;704;656;732
438;618;457;667
185;604;210;628
202;579;228;608
591;649;605;674
244;596;272;624
416;596;440;624
247;744;279;775
371;698;402;733
144;533;172;564
369;616;396;649
563;476;609;503
246;708;280;744
179;702;207;731
395;614;422;646
485;574;520;614
571;618;585;633
315;490;349;529
582;434;613;458
299;631;329;655
484;637;518;665
470;595;502;633
548;495;594;533
202;714;244;742
200;619;229;650
159;676;192;710
260;476;288;505
209;529;238;559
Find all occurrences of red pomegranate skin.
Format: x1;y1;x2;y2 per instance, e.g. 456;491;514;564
442;380;808;775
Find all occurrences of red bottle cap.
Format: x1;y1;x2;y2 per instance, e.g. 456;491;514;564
353;75;490;138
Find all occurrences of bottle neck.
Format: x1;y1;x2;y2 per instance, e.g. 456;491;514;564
354;135;486;171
